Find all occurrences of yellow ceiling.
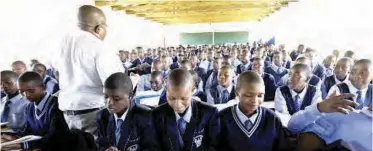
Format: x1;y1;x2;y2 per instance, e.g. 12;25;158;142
95;0;296;24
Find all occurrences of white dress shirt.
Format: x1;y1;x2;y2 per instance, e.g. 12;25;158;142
275;85;322;114
206;84;234;104
57;29;124;111
327;80;369;102
235;104;258;130
114;109;128;126
175;105;192;123
0;93;29;131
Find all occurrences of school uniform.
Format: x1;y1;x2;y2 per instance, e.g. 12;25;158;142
311;63;326;79
277;74;321;88
137;74;152;92
328;81;372;109
152;99;220;151
218;105;289;151
324;67;334;78
0;92;29;132
206;84;236;105
264;63;289;84
236;62;251;74
131;57;153;68
16;92;70;150
204;70;219;91
194;66;207;82
46;67;57;79
321;75;349;99
1;90;6;98
250;58;270;67
97;103;157;151
198;60;210;72
172;56;178;63
283;60;292;69
288;104;372;151
43;75;59;95
170;62;180;70
274;85;322;115
289;51;300;61
134;88;164;107
261;73;277;101
158;90;208;105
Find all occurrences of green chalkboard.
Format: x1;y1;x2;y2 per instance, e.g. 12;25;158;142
214;31;249;44
180;32;213;45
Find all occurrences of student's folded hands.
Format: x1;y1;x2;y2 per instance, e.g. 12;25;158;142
105;146;119;151
317;91;358;114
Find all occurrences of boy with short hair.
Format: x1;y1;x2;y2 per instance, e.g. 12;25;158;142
137;60;163;91
236;50;251;74
275;64;322;116
152;69;220;151
264;51;289;84
206;65;236;104
11;60;27;76
32;63;60;95
327;59;373;109
204;58;222;91
0;71;29;131
97;72;158;151
323;55;337;77
251;57;277;101
321;58;353;99
1;72;69;150
134;71;165;107
305;48;326;79
219;71;289;151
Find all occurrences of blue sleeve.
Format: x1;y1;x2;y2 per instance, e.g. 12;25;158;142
96;111;110;151
206;108;220;151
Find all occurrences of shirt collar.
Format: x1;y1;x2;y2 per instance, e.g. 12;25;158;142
34;92;50;111
3;93;24;104
218;84;234;94
235;104;258;124
334;75;349;84
153;87;165;94
345;80;369;99
114;108;129;126
290;85;308;100
175;104;192;123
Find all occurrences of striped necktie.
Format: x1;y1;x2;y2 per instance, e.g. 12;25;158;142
244;120;253;131
356;90;364;109
115;119;123;146
294;94;301;111
177;118;187;136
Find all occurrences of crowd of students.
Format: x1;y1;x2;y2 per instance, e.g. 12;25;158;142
1;5;372;151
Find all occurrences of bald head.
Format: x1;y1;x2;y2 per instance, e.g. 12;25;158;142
167;69;194;89
78;5;107;40
236;71;264;91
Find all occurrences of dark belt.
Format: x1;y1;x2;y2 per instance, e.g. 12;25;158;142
63;108;101;116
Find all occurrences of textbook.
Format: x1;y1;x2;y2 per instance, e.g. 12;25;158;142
0;122;8;127
0;135;42;147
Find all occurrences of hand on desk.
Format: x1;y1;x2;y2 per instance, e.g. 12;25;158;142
1;134;21;150
105;146;119;151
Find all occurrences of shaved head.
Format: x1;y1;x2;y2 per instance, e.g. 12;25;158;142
236;71;264;91
167;69;194;89
104;72;133;95
78;5;107;40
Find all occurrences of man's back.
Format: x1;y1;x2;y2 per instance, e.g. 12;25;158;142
57;29;123;111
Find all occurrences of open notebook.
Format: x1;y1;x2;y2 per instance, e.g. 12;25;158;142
0;135;42;147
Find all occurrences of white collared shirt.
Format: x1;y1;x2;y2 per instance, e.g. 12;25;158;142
235;104;258;128
275;85;322;114
34;92;50;112
175;105;192;123
327;80;369;102
0;93;29;131
56;29;124;111
333;75;349;85
114;109;128;127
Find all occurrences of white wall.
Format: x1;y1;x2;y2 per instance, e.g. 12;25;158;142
0;1;164;71
164;22;253;46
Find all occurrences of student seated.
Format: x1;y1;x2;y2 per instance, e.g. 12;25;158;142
236;50;252;74
344;50;356;61
32;63;59;95
0;72;69;150
321;58;352;99
170;54;184;70
327;59;373;109
190;54;207;82
323;55;337;77
287;94;371;151
134;71;165;107
130;47;153;75
189;70;207;102
204;58;222;91
277;57;322;88
251;57;277;101
11;60;27;76
275;64;322;116
160;55;171;77
152;69;220;151
137;60;163;91
96;72;157;151
219;71;289;151
207;65;236;104
305;48;326;79
289;44;305;61
250;47;271;67
0;71;29;132
264;51;289;84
